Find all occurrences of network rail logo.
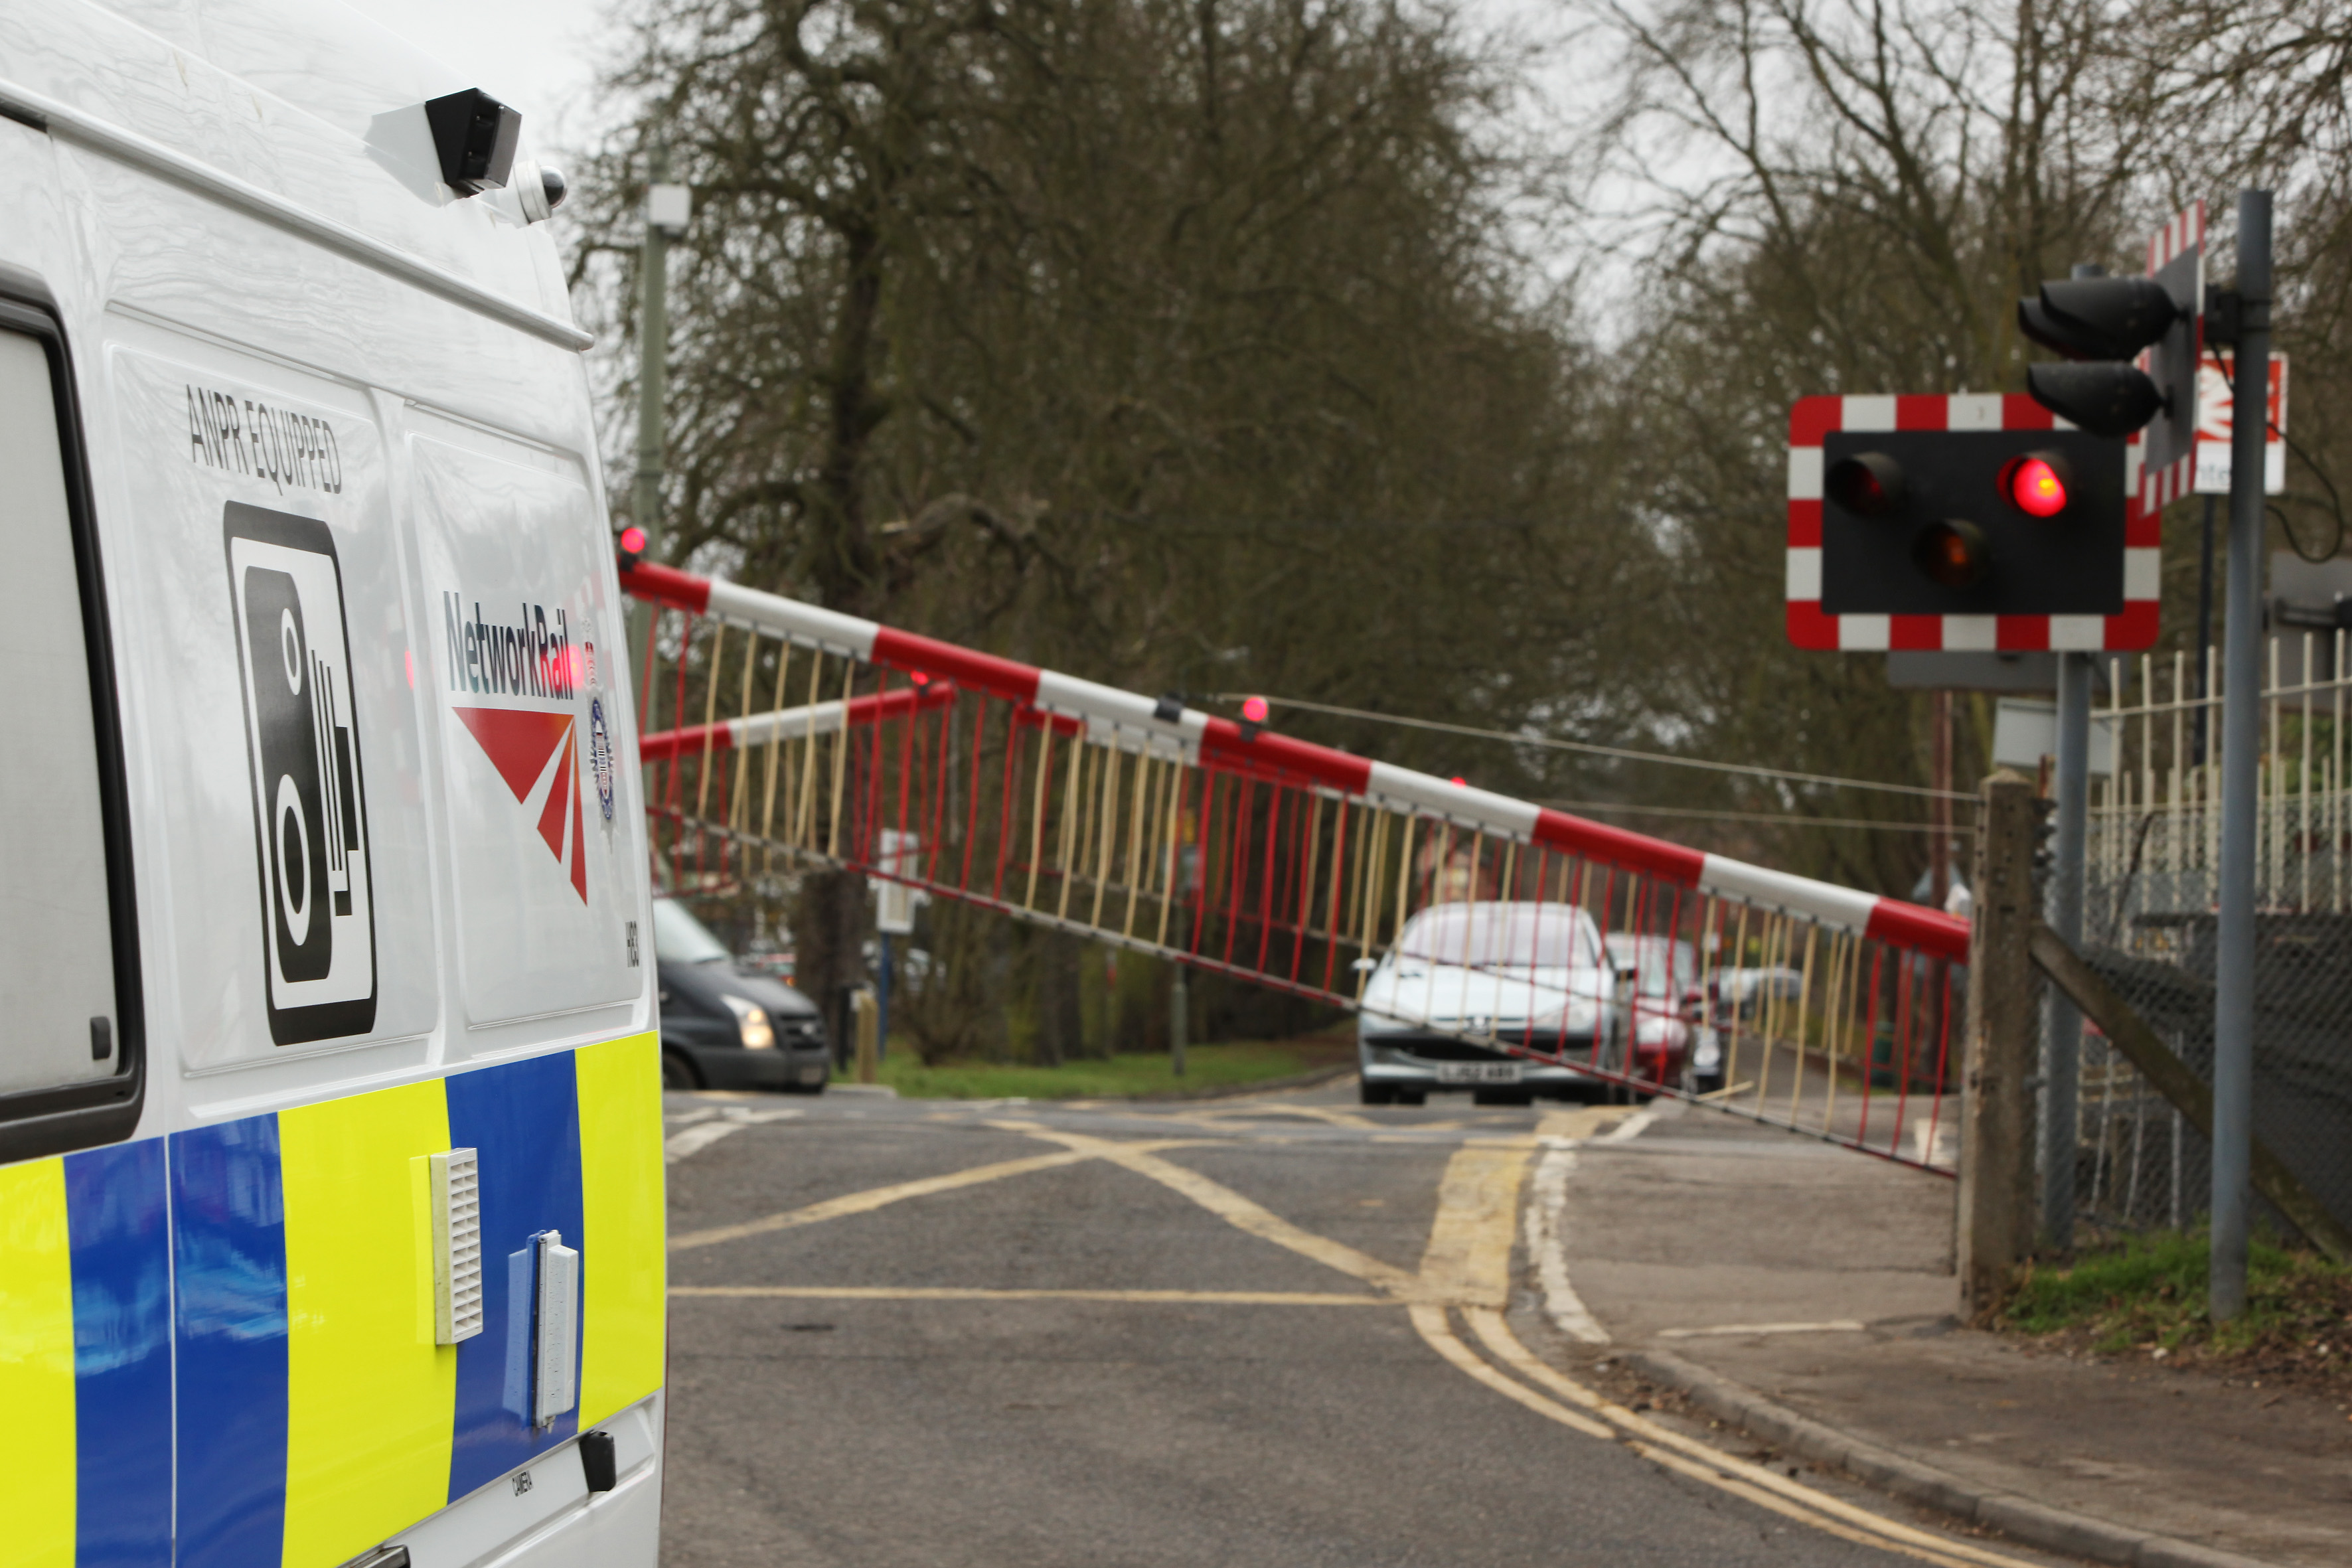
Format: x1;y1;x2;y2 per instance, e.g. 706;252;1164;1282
443;592;594;903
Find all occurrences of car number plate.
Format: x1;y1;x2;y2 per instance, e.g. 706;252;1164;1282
1435;1061;1524;1085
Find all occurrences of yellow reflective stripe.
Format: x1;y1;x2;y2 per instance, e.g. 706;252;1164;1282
576;1031;666;1425
279;1080;457;1568
0;1158;75;1568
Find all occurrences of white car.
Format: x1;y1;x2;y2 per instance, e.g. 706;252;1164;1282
1603;933;1720;1092
1356;902;1626;1105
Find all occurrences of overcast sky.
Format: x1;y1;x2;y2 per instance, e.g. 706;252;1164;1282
335;0;625;153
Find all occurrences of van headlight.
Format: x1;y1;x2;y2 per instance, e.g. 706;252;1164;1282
721;994;774;1048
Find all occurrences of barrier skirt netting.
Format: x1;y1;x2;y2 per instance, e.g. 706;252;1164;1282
621;562;1971;1173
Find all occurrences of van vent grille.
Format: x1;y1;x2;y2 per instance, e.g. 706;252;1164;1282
431;1148;484;1344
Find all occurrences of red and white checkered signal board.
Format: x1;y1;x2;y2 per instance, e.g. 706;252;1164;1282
1786;392;2159;652
2139;200;2207;512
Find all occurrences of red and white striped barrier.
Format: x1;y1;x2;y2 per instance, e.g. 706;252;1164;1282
622;560;1969;961
637;682;959;763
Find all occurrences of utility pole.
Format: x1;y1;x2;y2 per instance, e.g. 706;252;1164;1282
2212;189;2272;1321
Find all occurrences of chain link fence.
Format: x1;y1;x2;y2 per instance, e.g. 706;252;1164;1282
2072;633;2352;1241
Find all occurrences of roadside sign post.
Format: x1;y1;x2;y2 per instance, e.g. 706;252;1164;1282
2212;190;2272;1321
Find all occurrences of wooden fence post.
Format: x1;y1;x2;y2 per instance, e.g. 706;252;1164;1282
1958;770;2037;1314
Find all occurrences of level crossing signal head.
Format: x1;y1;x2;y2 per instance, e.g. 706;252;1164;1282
1813;430;2124;617
2018;274;2185;437
617;524;648;571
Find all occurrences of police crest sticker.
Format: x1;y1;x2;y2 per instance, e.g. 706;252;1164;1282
589;695;616;823
224;503;378;1044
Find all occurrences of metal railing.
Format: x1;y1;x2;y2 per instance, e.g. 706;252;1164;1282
621;561;1971;1171
2078;633;2352;1235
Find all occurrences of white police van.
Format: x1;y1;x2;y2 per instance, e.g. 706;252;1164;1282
0;7;665;1568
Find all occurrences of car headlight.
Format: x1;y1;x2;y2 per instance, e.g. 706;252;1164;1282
720;994;774;1048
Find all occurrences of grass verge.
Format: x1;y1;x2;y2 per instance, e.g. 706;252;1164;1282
1998;1229;2352;1390
833;1038;1352;1100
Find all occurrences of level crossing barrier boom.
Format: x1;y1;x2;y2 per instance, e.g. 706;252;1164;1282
622;561;1972;1172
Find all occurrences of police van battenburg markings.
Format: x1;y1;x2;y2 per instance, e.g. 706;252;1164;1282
1;14;666;1568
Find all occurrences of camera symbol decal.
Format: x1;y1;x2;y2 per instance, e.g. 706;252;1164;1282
226;503;377;1044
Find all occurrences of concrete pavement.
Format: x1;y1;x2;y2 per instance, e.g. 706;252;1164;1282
1540;1096;2352;1567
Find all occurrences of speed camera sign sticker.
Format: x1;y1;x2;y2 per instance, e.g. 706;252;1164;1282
225;503;378;1044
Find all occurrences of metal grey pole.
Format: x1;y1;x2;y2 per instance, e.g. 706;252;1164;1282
633;145;672;549
2041;651;2091;1247
2211;188;2272;1322
2195;495;2217;764
1170;963;1189;1077
876;931;891;1065
628;147;672;702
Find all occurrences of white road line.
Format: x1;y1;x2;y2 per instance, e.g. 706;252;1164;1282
1528;1141;1610;1344
1524;1107;1650;1344
664;1106;804;1163
1656;1320;1866;1339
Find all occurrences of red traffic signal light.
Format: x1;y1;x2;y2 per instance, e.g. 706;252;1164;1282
1912;520;1991;588
2000;453;2070;518
617;524;647;569
1825;452;1905;518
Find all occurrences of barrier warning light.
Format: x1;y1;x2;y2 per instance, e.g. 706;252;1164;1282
1238;694;1269;742
2002;453;2070;518
617;525;647;570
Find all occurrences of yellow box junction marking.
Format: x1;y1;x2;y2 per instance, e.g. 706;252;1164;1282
0;1158;75;1568
992;1122;1423;1296
577;1032;666;1426
668;1140;1205;1253
670;1111;2057;1568
279;1081;458;1568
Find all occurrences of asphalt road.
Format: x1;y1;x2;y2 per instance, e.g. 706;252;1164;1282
657;1079;2061;1568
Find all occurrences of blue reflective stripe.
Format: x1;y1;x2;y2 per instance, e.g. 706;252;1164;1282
444;1054;584;1500
171;1117;289;1568
65;1138;173;1568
